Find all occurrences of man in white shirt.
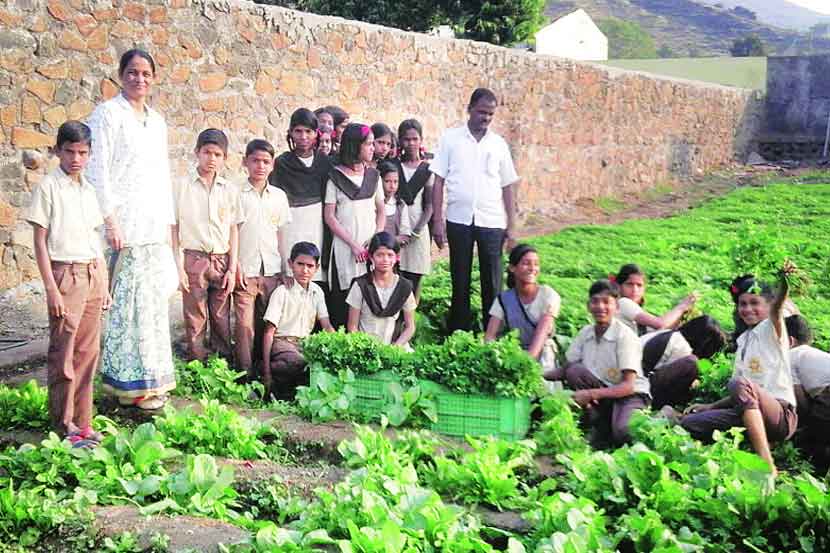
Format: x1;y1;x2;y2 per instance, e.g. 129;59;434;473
431;88;520;332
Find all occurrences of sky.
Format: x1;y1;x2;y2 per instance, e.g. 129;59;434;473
787;0;830;15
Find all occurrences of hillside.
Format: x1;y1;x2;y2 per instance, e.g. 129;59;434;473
545;0;830;56
696;0;830;32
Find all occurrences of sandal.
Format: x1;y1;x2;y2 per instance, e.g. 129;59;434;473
66;431;97;449
79;426;104;443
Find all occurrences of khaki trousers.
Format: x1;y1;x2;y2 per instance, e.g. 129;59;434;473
233;274;280;375
47;259;107;434
182;250;232;361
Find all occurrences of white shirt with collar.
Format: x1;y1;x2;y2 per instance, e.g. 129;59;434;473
430;124;519;229
85;93;174;246
237;180;291;278
566;317;650;396
734;318;796;407
790;344;830;395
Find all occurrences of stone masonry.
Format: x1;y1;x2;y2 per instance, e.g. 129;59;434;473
0;0;761;291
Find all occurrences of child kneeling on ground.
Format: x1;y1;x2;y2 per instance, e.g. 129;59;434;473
346;231;417;349
785;314;830;453
679;266;798;476
553;278;651;445
26;121;111;448
261;242;334;399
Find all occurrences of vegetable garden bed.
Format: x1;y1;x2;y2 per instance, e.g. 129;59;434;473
3;179;830;552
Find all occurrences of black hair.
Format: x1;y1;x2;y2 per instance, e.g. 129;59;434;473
245;138;275;159
377;160;398;178
588;279;620;299
371;123;393;161
468;88;498;108
286;108;318;152
366;231;400;274
337;123;371;166
290;241;321;263
785;314;813;346
118;48;156;78
195;128;228;155
397;119;424;162
729;274;773;304
615;263;646;305
325;105;349;129
314;107;331;119
678;315;727;360
56;120;92;148
506;244;537;289
730;273;775;339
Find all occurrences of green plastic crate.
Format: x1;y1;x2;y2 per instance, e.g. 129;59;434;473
427;384;532;441
351;370;398;414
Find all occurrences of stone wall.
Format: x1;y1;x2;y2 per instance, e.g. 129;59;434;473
0;0;760;291
764;55;830;141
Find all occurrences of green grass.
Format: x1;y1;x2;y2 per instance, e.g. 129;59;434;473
601;56;767;91
595;196;626;214
420;181;830;348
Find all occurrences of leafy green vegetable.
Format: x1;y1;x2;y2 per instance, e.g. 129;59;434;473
174;355;265;407
0;380;49;430
295;368;357;423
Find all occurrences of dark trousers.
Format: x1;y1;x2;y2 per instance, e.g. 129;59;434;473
446;221;504;333
681;377;797;443
564;363;648;445
649;355;699;410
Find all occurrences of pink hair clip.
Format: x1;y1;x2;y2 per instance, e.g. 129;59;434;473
360;125;370;138
608;274;617;283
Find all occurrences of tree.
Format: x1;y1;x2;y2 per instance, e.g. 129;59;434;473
261;0;547;46
730;34;766;57
657;44;675;58
596;18;658;59
457;0;547;46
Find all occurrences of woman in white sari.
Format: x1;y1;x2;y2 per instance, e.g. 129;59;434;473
86;49;178;410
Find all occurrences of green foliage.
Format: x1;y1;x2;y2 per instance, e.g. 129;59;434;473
412;331;542;398
295;368;357;423
459;0;547;46
533;392;588;457
695;353;733;404
276;0;546;46
237;476;308;526
381;381;438;428
596;17;657;59
303;331;408;376
731;34;766;56
174;356;265;407
155;399;287;461
0;380;49;430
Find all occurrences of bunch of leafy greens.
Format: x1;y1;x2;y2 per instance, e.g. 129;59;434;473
0;380;49;430
174;356;265;407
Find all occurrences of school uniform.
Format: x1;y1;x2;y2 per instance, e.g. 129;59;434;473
616;297;652;336
383;197;411;238
25;167;108;434
565;318;650;444
640;329;699;409
325;167;383;327
346;274;416;348
396;161;433;292
431;125;519;332
681;319;797;443
174;169;242;361
488;285;560;371
790;344;830;432
263;282;329;394
233;181;291;375
270;151;332;285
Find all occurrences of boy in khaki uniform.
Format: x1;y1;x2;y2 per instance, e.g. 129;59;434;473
234;139;291;379
172;128;241;361
262;242;333;398
26;121;110;447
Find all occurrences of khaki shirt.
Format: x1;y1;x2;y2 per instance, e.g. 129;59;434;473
640;330;693;371
174;168;241;254
237;181;291;278
25;167;104;262
566;318;650;396
263;282;329;338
